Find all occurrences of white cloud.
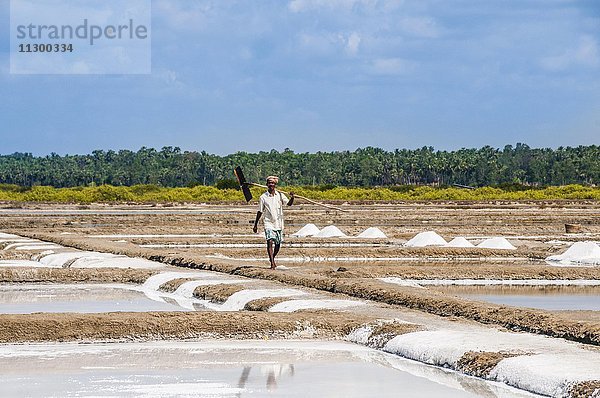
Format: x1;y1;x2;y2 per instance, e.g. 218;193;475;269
540;35;600;71
154;0;213;30
288;0;377;13
370;57;415;75
399;17;439;38
345;32;361;55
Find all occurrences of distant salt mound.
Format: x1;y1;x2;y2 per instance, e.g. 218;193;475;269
477;237;516;250
292;223;320;237
356;227;387;239
405;231;447;247
445;237;475;248
546;241;600;266
313;225;347;238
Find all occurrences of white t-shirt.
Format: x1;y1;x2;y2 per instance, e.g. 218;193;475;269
258;190;289;230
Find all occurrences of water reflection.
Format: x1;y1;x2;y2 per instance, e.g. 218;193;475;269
237;364;295;394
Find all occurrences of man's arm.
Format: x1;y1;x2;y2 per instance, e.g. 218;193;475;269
253;211;262;233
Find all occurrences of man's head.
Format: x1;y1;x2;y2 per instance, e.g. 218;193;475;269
266;175;278;192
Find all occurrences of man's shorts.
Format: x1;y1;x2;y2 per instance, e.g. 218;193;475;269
265;229;283;245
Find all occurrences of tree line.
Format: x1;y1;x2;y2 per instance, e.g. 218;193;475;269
0;144;598;188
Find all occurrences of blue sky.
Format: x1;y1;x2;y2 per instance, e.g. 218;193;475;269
1;0;599;155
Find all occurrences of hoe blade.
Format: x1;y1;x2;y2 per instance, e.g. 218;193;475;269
234;166;253;202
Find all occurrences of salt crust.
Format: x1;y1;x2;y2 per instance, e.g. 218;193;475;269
3;241;60;250
313;225;347;238
291;223;321;237
404;231;447;247
142;271;218;291
356;227;387;239
0;260;57;268
490;352;600;397
381;277;600;287
445;237;475;248
383;329;599;396
546;241;600;266
477;237;517;250
213;289;307;311
268;299;366;312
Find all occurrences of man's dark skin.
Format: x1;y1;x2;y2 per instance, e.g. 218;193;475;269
253;178;294;269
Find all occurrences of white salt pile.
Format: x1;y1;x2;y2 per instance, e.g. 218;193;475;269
356;227;387;239
476;237;516;250
445;237;475;248
313;225;347;238
291;223;320;237
404;231;447;247
546;241;600;266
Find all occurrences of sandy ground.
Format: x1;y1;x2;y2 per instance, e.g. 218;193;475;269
1;201;599;396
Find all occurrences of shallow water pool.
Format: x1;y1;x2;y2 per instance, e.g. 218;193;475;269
433;285;600;311
0;340;535;397
0;284;206;313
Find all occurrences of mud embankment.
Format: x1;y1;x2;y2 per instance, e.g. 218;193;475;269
0;311;375;343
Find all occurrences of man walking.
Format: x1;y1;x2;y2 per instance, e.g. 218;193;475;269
253;176;294;269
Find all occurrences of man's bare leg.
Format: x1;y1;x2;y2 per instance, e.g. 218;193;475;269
267;239;277;269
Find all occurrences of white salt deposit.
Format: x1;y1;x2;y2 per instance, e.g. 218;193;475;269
0;260;58;268
269;299;366;312
142;271;217;291
404;231;447;247
384;329;574;368
378;277;425;288
444;237;474;248
477;237;517;250
216;289;307;311
490;352;600;397
14;245;63;251
313;225;347;238
382;278;600;287
291;223;321;237
356;227;387;239
546;241;600;266
0;238;34;243
70;257;164;269
38;251;119;267
3;241;61;250
0;233;20;239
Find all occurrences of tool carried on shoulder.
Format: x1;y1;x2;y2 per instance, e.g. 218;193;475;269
234;166;347;212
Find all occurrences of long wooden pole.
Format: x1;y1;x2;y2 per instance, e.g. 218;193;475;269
249;182;348;212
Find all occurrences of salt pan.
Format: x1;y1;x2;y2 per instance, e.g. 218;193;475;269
313;225;347;238
444;237;474;248
477;237;516;250
356;227;387;239
404;231;447;247
291;223;321;237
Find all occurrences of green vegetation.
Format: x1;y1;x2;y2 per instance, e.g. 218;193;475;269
0;184;598;203
1;144;599;188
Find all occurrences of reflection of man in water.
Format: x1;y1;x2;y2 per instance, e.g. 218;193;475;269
236;364;295;394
